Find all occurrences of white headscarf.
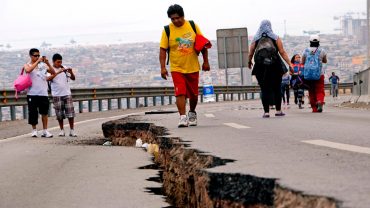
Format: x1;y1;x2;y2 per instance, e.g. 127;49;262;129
253;20;279;42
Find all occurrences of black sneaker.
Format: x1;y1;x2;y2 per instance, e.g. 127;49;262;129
275;112;286;117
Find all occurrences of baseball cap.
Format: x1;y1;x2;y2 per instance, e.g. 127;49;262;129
310;35;320;42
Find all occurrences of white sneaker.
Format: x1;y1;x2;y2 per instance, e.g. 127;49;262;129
69;129;77;137
31;130;38;137
41;130;53;138
178;115;189;128
58;130;65;137
188;111;197;126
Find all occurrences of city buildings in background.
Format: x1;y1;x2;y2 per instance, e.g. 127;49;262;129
334;12;368;45
0;32;368;89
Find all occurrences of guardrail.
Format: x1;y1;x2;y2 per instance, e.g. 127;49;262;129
0;83;353;121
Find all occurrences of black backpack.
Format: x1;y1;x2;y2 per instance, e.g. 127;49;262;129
164;20;197;65
254;33;278;66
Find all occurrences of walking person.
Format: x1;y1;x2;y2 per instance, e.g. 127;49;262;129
290;54;305;108
24;48;56;137
281;73;291;105
329;72;340;98
248;20;293;118
301;35;328;113
159;4;210;127
47;54;77;137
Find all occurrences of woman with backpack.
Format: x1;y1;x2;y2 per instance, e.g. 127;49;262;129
248;20;293;118
301;35;328;113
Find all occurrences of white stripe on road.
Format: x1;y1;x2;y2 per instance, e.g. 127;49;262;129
223;123;251;129
302;140;370;155
204;113;215;118
73;118;105;126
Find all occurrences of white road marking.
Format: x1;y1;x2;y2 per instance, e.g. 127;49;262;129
73;118;105;126
223;123;250;129
204;113;215;118
0;111;146;144
302;140;370;155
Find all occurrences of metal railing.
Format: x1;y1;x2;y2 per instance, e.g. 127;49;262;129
0;83;353;121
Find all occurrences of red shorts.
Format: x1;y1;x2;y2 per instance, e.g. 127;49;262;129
171;72;199;99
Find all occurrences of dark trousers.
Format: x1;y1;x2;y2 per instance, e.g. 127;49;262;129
293;89;299;104
281;84;290;104
27;95;50;125
254;64;282;113
261;85;282;113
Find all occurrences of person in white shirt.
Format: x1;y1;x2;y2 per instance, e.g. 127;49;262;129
24;48;56;138
47;53;77;137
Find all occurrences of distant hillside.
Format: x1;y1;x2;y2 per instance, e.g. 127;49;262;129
0;34;366;89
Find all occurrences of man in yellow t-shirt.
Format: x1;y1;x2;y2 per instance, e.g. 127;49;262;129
159;4;210;128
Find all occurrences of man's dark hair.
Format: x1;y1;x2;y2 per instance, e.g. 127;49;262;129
29;48;39;56
52;53;63;62
167;4;184;18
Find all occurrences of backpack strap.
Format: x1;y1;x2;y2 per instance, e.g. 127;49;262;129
164;25;170;39
189;20;197;34
164;25;170;65
61;66;70;82
313;47;319;55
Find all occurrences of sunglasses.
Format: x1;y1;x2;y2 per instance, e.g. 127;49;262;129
32;54;40;57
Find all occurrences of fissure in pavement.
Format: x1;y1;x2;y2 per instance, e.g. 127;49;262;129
100;117;339;208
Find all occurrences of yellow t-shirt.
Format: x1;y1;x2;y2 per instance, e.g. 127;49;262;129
160;20;202;74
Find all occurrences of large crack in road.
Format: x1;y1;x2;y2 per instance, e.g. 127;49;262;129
100;116;339;208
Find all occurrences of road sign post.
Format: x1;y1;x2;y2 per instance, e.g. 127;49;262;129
217;28;250;86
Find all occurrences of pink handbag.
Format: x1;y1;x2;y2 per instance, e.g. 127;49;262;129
14;67;32;99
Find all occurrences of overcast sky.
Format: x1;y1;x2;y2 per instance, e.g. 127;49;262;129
0;0;366;45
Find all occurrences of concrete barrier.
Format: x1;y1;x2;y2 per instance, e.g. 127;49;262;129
353;68;370;102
